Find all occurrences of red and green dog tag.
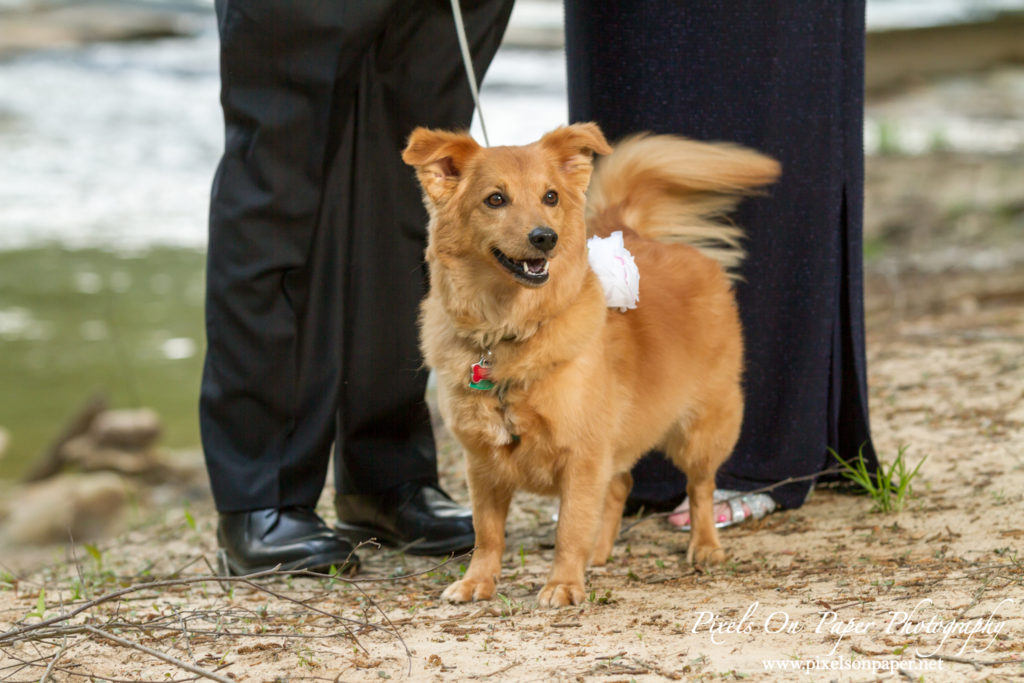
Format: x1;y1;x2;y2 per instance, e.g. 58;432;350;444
469;356;495;391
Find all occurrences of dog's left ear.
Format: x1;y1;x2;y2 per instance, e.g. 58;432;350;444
539;122;613;185
402;128;482;204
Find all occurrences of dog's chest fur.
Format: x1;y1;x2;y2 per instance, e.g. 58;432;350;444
436;362;564;494
420;267;610;497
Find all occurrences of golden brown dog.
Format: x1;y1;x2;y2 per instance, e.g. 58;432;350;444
402;123;778;607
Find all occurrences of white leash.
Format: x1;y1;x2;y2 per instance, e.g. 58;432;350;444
449;0;491;147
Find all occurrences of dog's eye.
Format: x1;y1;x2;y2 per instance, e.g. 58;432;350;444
484;192;507;208
542;190;559;206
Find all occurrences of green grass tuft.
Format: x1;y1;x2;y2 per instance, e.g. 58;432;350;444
830;444;926;513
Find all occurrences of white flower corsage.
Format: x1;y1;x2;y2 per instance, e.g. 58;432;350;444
587;230;640;312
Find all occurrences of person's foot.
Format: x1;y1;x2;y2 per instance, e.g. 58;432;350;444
217;507;360;576
667;490;777;530
335;481;475;556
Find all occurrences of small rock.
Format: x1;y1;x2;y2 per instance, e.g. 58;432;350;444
61;434;164;476
90;408;162;450
0;472;130;546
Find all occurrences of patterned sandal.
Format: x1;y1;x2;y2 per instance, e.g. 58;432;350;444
668;489;777;531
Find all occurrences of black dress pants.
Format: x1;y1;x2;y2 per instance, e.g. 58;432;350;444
565;1;877;509
201;0;513;512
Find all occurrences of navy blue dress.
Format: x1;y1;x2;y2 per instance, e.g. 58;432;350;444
565;1;877;509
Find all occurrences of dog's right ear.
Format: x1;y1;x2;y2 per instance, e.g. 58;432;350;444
402;128;482;204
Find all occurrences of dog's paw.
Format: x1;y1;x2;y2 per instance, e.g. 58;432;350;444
537;581;586;608
442;577;496;603
687;543;726;566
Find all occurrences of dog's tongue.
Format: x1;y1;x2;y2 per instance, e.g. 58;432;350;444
525;258;547;274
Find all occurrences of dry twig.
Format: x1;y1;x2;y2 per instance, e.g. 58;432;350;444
916;651;1017;670
83;625;234;683
0;554;484;683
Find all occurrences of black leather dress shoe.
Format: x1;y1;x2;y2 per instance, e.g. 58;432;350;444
217;507;359;576
335;482;475;556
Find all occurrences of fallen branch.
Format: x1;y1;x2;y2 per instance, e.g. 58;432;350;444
471;659;522;679
2;643;212;683
38;633;75;683
0;566;284;645
0;649;53;681
0;555;483;682
916;651;1018;670
0;565;399;681
84;625;234;683
594;651;627;660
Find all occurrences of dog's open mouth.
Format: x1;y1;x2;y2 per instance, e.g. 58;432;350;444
492;248;550;286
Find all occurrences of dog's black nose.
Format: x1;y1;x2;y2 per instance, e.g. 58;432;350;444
528;226;558;252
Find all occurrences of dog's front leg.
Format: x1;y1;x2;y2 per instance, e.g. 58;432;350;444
441;459;511;603
539;460;609;607
590;470;632;566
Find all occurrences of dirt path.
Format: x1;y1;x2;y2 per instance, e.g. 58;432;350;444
1;298;1021;682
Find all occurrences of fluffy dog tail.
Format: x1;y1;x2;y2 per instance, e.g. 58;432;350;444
585;134;781;273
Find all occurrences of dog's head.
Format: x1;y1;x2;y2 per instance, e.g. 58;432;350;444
403;124;611;292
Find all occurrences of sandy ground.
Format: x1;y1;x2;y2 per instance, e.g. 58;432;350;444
0;293;1021;682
